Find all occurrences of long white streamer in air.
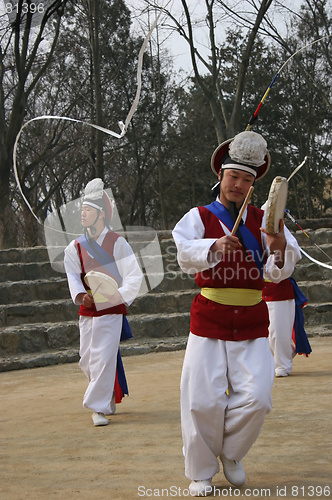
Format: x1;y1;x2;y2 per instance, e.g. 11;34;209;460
300;248;332;270
13;3;169;224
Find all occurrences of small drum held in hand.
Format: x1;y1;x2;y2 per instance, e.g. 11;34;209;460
265;176;288;234
84;270;118;297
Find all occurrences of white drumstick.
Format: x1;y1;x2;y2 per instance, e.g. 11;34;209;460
91;281;102;296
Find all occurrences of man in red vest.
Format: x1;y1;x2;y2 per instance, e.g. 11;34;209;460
172;131;301;496
64;179;142;426
263;276;311;377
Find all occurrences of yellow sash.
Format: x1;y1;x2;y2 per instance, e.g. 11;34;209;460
201;287;262;306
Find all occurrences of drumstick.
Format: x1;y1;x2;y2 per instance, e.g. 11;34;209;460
231;186;254;236
91;281;102;298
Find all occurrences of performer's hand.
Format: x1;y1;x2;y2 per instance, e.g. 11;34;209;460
260;219;287;268
81;293;94;308
210;235;242;259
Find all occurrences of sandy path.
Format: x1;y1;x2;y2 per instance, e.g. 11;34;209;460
0;337;331;499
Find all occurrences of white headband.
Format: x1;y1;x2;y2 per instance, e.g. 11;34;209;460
82;201;103;210
222;163;257;178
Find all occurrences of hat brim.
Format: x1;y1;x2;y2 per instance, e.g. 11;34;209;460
211;138;271;181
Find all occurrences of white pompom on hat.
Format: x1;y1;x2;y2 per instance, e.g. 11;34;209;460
229;131;267;167
83;178;105;201
82;178;112;220
211;131;271;180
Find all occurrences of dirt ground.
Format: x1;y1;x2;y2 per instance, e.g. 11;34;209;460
0;337;331;500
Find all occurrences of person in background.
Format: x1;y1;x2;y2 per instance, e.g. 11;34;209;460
263;277;311;377
64;178;143;426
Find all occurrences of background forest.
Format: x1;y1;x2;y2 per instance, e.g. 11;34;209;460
0;0;331;248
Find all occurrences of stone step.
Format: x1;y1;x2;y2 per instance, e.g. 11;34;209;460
160;237;332;263
0;277;70;305
0;321;80;358
303;303;332;327
129;290;196;316
0;261;59;283
297;280;332;302
0;235;330;286
126;312;191;339
0;299;329;363
303;324;332;338
0;225;330;262
1;322;331;372
0;252;330;299
0;312;191;358
0;279;330;328
0;299;78;327
292;262;332;282
0;335;189;372
0;290;196;327
285;217;332;230
0;255;171;284
1;266;330;308
0;233;174;265
1;232;330;285
292;227;332;247
0;225;330;372
0;270;201;306
299;244;332;261
0;246;49;264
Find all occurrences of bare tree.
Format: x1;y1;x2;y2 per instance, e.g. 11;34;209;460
134;0;331;221
86;0;104;179
139;0;275;142
0;0;71;248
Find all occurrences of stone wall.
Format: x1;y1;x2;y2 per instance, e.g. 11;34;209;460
0;225;331;371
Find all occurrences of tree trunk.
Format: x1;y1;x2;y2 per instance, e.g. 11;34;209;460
88;0;104;179
0;1;68;247
0;146;18;248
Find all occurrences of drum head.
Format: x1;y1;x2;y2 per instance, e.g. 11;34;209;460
265;176;288;234
84;270;118;297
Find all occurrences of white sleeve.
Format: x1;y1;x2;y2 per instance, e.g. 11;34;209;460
114;237;143;306
172;208;219;274
63;240;86;305
173;206;301;281
263;221;302;283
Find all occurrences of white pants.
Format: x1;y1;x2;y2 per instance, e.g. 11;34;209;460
79;314;123;414
181;334;274;481
267;300;295;377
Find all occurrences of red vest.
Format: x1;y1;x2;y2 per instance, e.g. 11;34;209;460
190;205;269;341
75;231;127;317
263;279;295;302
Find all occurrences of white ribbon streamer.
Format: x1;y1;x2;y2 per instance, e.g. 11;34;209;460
287;156;308;182
300;247;332;270
13;115;127;223
13;3;169;224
